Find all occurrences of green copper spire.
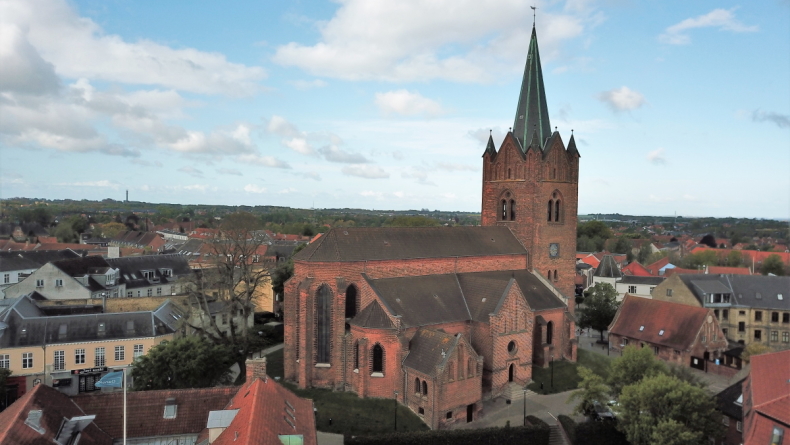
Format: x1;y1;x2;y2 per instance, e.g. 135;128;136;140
513;25;551;150
483;130;497;157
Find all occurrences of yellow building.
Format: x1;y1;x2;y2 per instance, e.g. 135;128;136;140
0;294;181;397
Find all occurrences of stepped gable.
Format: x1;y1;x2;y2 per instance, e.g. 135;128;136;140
295;226;527;262
349;300;395;329
403;329;459;377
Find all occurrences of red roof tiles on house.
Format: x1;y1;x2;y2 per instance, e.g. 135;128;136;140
646;256;671;275
707;266;752;275
0;384;112;445
621;261;653;277
743;349;790;445
608;295;712;350
691;246;790;266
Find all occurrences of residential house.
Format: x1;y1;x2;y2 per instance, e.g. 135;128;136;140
741;349;789;445
107;254;193;298
575;262;594;294
156;228;190;242
608;296;729;371
2;256;123;300
614;275;665;300
1;250;86;297
0;294;181;397
716;378;746;445
629;239;660;257
0;383;112;444
690;246;790;270
621;261;653;277
646;256;674;276
652;275;790;349
111;231;166;253
592;254;622;288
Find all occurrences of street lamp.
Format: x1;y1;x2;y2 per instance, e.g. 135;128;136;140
550;354;554;389
522;389;527;426
393;391;398;431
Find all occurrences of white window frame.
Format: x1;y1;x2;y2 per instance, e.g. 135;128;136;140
54;350;65;371
36;279;44;287
115;346;125;362
55;279;63;287
127;291;133;297
156;287;162;296
22;352;33;369
75;349;85;365
0;354;9;369
147;288;153;297
95;347;105;367
3;274;9;284
628;285;637;294
133;344;144;359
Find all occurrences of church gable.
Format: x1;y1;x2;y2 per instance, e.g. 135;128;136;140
349;300;395;330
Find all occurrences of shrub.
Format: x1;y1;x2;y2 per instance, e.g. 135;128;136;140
345;424;550;445
575;420;630;445
526;415;549;428
558;415;577;445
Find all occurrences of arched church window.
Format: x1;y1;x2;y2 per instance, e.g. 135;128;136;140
501;200;507;220
547;200;553;222
422;380;428;396
555;200;561;222
510;199;516;220
547;270;551;280
547;321;553;345
354;341;360;370
415;378;420;394
468;358;474;378
552;168;556;179
316;284;331;363
448;362;454;381
372;344;384;373
554;270;558;281
345;284;358;319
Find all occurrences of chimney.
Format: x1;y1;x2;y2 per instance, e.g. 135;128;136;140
246;357;267;383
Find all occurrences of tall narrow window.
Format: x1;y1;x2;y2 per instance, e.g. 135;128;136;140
415;378;420;393
54;350;65;371
448;362;455;381
509;199;516;220
372;344;384;373
468;358;474;378
546;321;553;345
354;341;360;370
316;285;332;363
553;270;558;281
508;168;511;179
501;200;507;220
345;285;358;319
95;347;105;367
555;200;561;222
547;270;551;279
422;380;428;396
547;200;553;221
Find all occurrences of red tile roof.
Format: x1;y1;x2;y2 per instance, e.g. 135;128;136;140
0;384;112;445
580;255;600;268
72;387;237;440
744;349;790;445
707;266;752;275
691;246;790;266
663;267;703;277
621;261;653;277
646;256;671;275
608;295;712;350
211;377;317;445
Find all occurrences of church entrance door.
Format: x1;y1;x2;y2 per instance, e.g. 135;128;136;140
508;363;514;382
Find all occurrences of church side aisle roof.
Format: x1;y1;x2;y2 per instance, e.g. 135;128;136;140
402;328;459;377
348;300;394;329
365;269;565;328
294;226;527;262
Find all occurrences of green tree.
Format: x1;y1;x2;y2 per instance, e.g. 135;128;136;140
576;282;619;342
611;238;632;255
761;254;785;275
617;374;723;445
53;222;78;243
271;242;307;296
741;343;773;361
99;222;127;238
726;250;743;267
607;345;667;397
578;220;613;240
0;368;11;406
682;250;718;269
567;366;610;417
637;242;653;264
131;336;234;390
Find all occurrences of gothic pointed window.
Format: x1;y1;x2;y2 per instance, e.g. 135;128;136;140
422;380;428;396
316;285;332;363
508;168;512;179
547;200;553;221
547;321;553;345
372;344;384;373
555;200;561;222
509;199;516;220
345;284;358;319
547;270;551;280
554;270;558;281
415;378;420;393
501;200;507;220
468;358;474;378
448;362;454;381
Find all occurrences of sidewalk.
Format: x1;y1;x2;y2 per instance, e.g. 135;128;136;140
453;390;585;430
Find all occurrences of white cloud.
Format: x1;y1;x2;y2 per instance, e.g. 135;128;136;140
217;168;242;176
375;90;444;117
272;0;598;82
318;145;369;163
467;127;506;147
659;8;758;45
401;168;435;185
647;148;667;165
0;24;59;95
266;115;301;138
244;184;267;193
342;165;390;179
597;86;645;112
436;162;476;172
57;180;120;189
1;0;266;95
178;166;204;177
289;79;327;90
235;154;292;169
298;171;322;181
283;137;316;155
752;110;790;129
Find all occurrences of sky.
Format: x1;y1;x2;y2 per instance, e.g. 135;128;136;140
0;0;788;219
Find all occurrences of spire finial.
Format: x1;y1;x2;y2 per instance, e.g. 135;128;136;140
530;6;537;26
490;129;492;135
509;127;512;132
571;129;574;134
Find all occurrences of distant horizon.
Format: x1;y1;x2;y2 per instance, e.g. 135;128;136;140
3;195;788;222
1;1;788;220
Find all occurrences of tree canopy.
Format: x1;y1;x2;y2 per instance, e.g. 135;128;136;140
131;336;234;390
607;345;667;397
761;254;786;275
617;374;723;445
576;283;619;342
567;366;610;417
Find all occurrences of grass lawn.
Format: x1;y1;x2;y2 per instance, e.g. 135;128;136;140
527;349;613;395
265;348;429;436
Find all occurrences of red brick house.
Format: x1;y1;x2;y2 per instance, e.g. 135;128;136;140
608;295;728;370
284;24;579;430
742;349;789;445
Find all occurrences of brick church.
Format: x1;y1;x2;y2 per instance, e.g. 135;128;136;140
284;24;580;430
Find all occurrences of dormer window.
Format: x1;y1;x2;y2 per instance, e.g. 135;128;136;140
164;398;177;419
98;322;106;336
58;324;67;340
658;330;664;336
639;326;645;331
142;270;155;280
160;269;173;277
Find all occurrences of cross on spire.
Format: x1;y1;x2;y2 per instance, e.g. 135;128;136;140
530;5;537;26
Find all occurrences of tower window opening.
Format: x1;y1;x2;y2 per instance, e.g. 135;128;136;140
508;168;511;179
372;344;384;373
547;200;553;222
555;200;561;222
547;270;551;280
501;200;507;220
509;199;516;220
316;285;331;364
553;270;558;281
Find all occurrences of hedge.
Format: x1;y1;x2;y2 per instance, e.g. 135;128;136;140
557;415;577;445
345;424;550;445
526;415;549;428
575;420;630;445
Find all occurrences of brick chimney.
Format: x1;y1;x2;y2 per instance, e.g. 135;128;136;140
245;357;267;383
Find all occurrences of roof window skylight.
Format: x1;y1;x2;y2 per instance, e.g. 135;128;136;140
659;330;664;336
639;326;644;331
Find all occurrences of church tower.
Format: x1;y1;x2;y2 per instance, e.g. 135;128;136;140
481;24;580;299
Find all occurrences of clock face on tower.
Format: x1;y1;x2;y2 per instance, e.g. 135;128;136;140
549;243;559;258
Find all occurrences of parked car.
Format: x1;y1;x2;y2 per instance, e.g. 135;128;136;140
592;401;616;422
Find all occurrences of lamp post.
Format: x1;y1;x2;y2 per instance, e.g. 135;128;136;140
393;391;398;431
550;354;554;389
522;389;527;426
